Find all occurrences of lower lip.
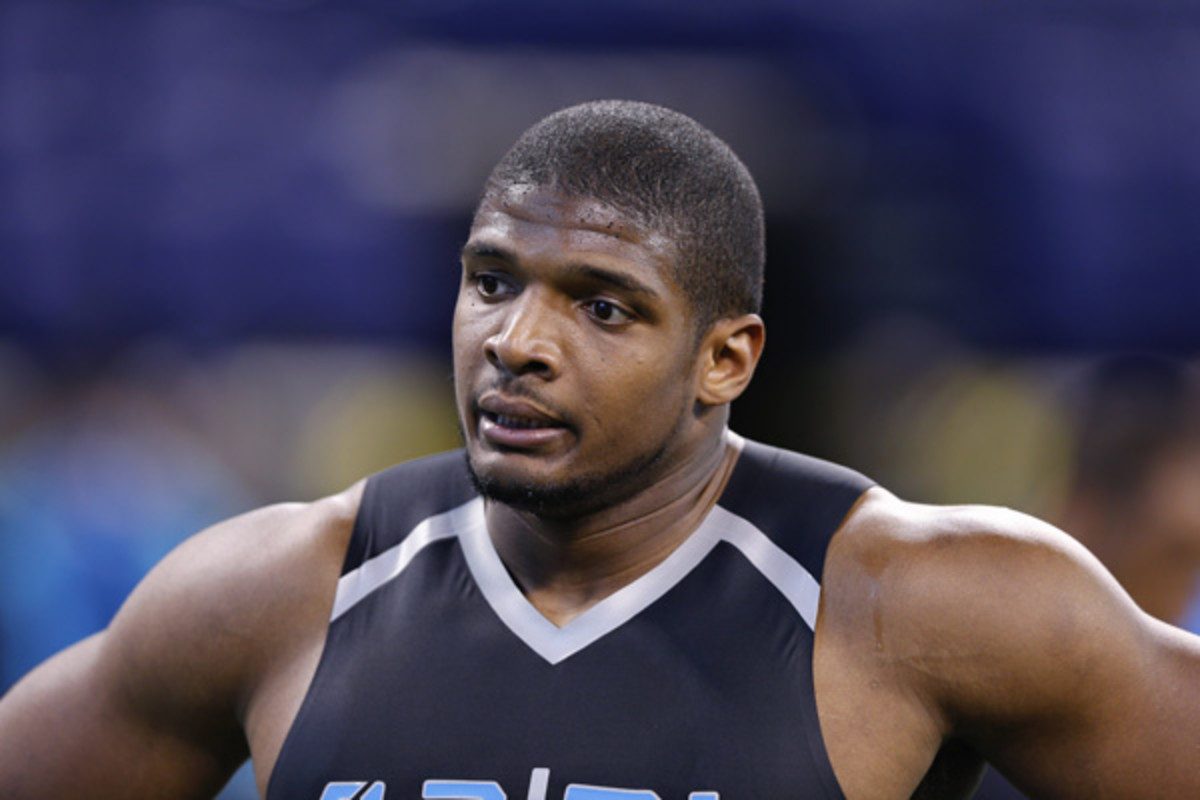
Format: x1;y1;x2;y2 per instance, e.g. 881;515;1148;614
479;415;570;450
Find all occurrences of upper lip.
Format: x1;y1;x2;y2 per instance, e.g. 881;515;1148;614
477;392;566;428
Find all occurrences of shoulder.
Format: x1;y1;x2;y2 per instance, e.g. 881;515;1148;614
98;480;366;722
733;436;874;495
828;486;1097;584
820;487;1142;723
0;479;370;796
352;449;474;531
817;485;1200;797
721;437;874;569
98;450;476;719
827;486;1129;624
813;488;1155;794
129;480;365;627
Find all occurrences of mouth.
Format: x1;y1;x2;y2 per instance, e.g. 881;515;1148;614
475;394;571;450
482;411;555;430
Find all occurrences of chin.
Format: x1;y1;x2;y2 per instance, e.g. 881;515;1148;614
463;440;673;519
466;443;560;483
462;450;579;514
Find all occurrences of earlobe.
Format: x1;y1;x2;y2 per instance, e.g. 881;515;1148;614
696;314;765;406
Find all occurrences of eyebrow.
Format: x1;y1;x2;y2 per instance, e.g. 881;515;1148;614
461;242;662;298
461;242;513;263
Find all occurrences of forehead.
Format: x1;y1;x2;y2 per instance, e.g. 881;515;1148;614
467;186;679;283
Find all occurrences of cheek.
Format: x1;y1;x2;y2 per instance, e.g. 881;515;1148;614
451;304;485;404
610;356;695;420
452;299;489;362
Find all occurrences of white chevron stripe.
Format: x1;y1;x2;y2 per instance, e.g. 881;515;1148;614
330;498;484;622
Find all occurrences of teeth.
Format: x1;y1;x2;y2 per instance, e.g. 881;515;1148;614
494;413;543;429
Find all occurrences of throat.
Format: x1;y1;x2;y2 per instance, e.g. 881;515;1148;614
487;434;742;626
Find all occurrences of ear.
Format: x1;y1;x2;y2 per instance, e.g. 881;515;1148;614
696;314;765;407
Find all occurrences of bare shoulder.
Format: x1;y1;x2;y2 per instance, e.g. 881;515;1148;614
831;484;1101;570
821;487;1140;705
0;481;365;798
118;480;366;635
105;479;366;697
817;487;1200;798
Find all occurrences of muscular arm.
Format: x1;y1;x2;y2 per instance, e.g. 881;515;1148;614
0;483;361;799
0;632;244;797
817;488;1200;799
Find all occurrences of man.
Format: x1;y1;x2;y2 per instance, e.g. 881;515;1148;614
1056;355;1200;625
2;100;1199;799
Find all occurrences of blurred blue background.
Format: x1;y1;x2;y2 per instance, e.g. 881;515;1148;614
1;0;1198;796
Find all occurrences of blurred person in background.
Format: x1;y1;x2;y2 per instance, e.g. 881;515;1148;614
5;100;1200;800
976;353;1200;799
1057;355;1200;625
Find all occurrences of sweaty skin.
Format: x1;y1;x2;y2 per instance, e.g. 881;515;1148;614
3;189;1200;799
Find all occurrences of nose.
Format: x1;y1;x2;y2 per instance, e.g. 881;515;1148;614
484;290;562;379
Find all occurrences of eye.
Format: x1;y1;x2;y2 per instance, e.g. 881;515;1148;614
472;272;513;299
584;299;634;325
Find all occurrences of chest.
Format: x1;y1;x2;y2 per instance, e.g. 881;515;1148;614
266;539;842;800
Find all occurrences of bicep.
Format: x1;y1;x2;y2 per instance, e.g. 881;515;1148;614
975;613;1200;798
831;494;1200;798
930;520;1200;797
0;632;245;799
0;490;359;799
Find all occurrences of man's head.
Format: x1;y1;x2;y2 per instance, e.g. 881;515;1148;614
454;101;766;517
478;100;765;336
1061;354;1200;622
1069;354;1200;509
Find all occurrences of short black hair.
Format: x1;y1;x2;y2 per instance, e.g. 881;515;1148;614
1070;353;1200;501
480;100;765;333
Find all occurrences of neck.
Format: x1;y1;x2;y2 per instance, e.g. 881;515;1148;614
485;428;741;626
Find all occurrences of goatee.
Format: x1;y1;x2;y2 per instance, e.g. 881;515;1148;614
463;443;672;519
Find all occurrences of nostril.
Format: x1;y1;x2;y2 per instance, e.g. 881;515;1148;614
485;325;557;379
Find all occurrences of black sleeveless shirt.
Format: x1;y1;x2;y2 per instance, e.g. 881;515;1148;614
267;435;872;800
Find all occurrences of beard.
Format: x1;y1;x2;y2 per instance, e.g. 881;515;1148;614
463;410;688;519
